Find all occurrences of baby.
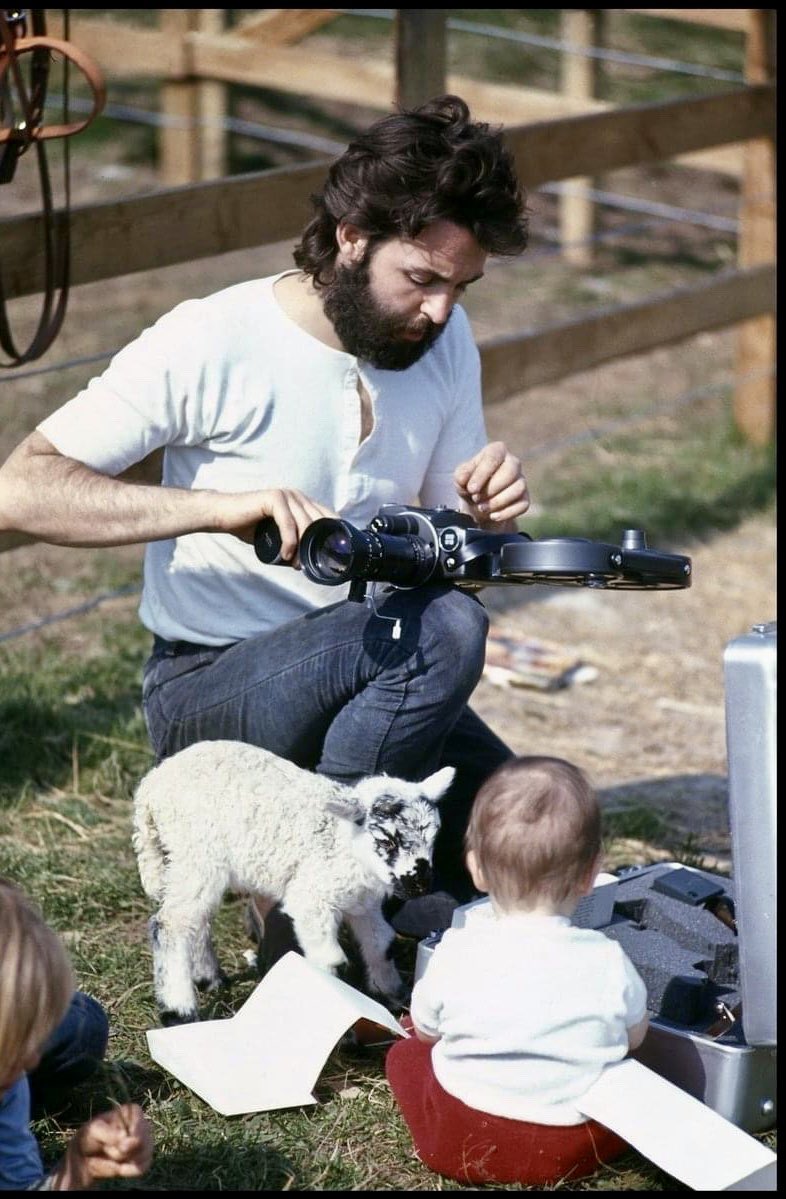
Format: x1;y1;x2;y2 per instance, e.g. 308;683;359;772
386;755;649;1186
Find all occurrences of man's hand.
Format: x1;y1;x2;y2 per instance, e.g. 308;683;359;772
54;1104;154;1189
222;488;338;564
453;441;530;531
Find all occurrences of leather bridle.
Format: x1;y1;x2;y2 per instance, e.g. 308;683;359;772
0;8;106;366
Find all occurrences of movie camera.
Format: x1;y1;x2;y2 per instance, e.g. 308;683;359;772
254;504;691;601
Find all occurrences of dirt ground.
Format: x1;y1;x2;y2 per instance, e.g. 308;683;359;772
1;135;776;878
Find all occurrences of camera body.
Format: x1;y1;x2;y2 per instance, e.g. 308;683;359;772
255;504;692;598
301;504;519;591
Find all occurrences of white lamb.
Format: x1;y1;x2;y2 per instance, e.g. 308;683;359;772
132;740;454;1024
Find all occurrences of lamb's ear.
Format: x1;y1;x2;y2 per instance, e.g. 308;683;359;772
420;766;455;804
325;793;365;824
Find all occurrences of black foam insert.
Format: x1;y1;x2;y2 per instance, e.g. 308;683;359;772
601;866;739;1029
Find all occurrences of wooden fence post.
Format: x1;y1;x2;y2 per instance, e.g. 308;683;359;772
159;10;199;186
395;10;447;110
196;10;228;181
559;9;604;267
160;10;227;184
733;9;776;445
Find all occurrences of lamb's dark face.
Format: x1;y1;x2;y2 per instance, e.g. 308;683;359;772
365;794;441;899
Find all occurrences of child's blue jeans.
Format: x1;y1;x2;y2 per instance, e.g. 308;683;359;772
28;992;109;1117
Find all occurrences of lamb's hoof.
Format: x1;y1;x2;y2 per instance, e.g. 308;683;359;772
195;972;229;993
160;1008;199;1027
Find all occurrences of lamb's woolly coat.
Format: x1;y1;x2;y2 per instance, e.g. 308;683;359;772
133;740;453;1023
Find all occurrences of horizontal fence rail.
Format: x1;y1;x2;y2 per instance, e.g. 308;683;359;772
503;85;773;185
42;13;752;177
479;264;776;403
0;86;774;302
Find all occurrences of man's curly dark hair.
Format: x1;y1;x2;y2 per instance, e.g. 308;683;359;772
293;95;529;286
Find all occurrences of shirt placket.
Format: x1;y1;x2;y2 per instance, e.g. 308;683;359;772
336;363;362;511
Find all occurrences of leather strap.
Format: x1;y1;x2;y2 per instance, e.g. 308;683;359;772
0;22;106;144
0;10;107;365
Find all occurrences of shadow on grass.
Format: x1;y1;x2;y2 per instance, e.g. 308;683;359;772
139;1143;300;1192
39;1061;175;1130
0;686;149;808
599;773;731;869
41;1105;298;1192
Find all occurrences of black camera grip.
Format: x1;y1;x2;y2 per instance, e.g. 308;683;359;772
253;517;284;565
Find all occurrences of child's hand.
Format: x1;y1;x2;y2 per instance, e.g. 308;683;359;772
57;1104;153;1189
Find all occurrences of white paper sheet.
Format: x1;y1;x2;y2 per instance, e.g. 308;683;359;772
146;951;407;1116
578;1059;777;1191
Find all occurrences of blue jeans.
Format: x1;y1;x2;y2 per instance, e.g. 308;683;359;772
27;992;109;1117
142;584;511;900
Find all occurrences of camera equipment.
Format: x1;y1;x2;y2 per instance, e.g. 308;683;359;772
254;504;691;601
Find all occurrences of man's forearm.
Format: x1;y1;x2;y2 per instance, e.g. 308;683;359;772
1;432;338;553
0;434;235;547
0;452;221;546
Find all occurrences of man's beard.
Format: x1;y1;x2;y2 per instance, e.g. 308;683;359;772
321;257;448;370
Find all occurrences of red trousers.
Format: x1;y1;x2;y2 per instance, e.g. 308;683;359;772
385;1036;628;1186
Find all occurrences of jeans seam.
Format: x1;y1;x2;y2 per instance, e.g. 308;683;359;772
346;675;412;778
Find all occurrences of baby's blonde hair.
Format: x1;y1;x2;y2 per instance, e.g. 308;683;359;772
0;879;74;1081
465;757;601;911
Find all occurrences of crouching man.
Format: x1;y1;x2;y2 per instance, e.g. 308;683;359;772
0;95;531;942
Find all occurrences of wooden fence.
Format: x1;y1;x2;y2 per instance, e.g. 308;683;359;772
0;11;776;555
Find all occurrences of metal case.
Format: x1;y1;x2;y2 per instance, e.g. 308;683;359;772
634;1018;776;1133
609;621;777;1130
723;621;777;1046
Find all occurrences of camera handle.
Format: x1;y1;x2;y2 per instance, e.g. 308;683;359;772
348;579;368;604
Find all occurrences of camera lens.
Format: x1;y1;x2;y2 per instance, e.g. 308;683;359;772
317;529;356;578
301;518;436;587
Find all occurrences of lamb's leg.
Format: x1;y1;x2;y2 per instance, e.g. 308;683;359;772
149;912;200;1025
345;906;406;1005
282;884;347;977
150;875;226;1023
191;924;226;993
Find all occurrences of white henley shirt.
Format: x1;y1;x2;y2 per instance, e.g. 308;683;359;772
38;273;489;645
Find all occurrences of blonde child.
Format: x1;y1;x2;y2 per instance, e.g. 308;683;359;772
0;879;153;1190
386;756;649;1186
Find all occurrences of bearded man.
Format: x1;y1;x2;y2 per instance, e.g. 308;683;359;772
0;95;531;951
